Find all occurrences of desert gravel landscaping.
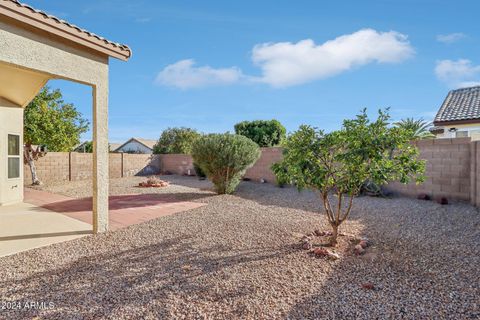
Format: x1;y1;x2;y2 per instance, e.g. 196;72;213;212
1;176;480;319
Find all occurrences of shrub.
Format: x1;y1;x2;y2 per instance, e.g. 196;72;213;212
234;120;286;147
272;109;425;246
153;127;200;154
193;162;206;179
192;133;260;194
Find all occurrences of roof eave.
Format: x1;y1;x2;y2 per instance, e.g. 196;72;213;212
0;1;132;61
433;118;480;126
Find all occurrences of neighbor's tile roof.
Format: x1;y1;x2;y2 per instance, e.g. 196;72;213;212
434;86;480;124
1;0;131;60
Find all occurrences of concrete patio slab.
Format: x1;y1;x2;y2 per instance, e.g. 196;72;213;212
24;188;207;231
0;202;91;257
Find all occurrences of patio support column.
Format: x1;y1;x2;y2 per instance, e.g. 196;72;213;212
92;82;109;233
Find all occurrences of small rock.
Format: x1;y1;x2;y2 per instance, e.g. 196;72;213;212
354;244;365;255
362;282;374;290
417;193;431;200
437;197;448;205
314;230;325;237
313;247;329;257
359;240;368;249
327;251;340;260
302;242;312;250
300;235;311;243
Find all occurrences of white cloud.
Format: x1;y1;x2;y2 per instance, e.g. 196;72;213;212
156;29;413;89
155;59;243;89
251;29;414;87
435;59;480;88
436;33;466;44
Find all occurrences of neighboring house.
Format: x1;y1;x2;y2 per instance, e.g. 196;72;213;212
431;86;480;140
73;141;92;153
113;138;157;154
109;143;122;152
73;141;122;153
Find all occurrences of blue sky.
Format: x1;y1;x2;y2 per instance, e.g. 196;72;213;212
27;0;480;142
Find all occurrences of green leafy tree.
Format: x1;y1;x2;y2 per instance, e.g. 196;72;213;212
192;133;260;194
234;119;286;147
24;86;89;184
153;127;201;154
272;109;425;246
393;118;434;140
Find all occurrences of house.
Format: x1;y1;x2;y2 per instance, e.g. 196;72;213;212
73;141;122;153
0;0;131;232
431;86;480;140
113;137;157;154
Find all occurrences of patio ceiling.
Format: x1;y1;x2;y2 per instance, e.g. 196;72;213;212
0;61;50;107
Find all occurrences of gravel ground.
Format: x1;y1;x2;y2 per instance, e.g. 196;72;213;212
31;175;215;200
2;176;480;319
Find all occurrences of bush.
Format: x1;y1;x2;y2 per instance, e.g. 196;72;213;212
153;127;200;154
193;162;206;179
234;120;286;147
192;133;260;194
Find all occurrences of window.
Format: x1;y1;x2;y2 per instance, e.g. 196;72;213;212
456;131;468;138
8;134;20;179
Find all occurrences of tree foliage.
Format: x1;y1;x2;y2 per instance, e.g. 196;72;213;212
272;109;425;245
153;127;201;154
234;119;286;147
24;87;89;151
192;133;260;194
393;118;434;140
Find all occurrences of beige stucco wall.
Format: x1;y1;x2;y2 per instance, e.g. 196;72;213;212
0;21;110;232
0;99;23;205
436;123;480;141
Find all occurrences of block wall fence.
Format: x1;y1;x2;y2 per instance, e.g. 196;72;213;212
24;152;160;184
26;140;480;205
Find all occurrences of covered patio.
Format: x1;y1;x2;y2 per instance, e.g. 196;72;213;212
0;187;206;257
0;0;131;254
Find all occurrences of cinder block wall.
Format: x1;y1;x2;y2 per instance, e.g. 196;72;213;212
386;138;471;202
123;153;159;177
24;152;160;184
244;147;283;182
25;142;480;205
158;148;284;182
158;154;194;175
24;152;69;184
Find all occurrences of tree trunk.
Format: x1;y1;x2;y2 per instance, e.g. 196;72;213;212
24;145;41;185
329;224;339;246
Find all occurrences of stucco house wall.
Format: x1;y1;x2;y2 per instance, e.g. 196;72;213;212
435;123;480;141
0;98;23;205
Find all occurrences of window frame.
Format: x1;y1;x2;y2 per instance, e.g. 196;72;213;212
7;133;21;180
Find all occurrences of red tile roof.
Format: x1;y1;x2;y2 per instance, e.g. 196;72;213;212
0;0;132;60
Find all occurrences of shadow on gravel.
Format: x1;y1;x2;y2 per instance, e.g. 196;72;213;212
0;236;295;319
283;197;480;319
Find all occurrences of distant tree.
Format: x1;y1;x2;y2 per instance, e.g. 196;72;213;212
272;109;425;246
234;120;286;147
393;118;434;140
24;87;89;184
153;127;201;154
